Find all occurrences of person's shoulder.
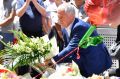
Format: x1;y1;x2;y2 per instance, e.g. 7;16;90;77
15;0;23;2
16;0;24;5
38;0;43;3
74;18;90;27
12;0;17;8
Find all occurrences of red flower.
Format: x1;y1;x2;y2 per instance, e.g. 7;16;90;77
0;69;8;73
13;37;18;44
66;67;74;73
84;0;120;26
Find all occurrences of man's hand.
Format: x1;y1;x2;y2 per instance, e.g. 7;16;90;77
44;59;55;68
35;59;55;67
44;59;53;66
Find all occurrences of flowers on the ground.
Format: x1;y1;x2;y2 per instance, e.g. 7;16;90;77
0;64;20;79
43;61;81;79
0;31;56;70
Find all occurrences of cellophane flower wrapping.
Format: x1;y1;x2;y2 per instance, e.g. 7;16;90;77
0;30;58;71
0;64;20;79
41;61;83;79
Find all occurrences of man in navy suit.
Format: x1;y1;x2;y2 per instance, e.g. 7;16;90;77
45;3;112;77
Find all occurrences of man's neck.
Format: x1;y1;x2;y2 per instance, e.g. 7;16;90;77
67;18;75;27
65;18;75;36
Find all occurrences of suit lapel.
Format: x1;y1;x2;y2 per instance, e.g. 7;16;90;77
62;18;79;46
62;28;70;46
70;18;79;39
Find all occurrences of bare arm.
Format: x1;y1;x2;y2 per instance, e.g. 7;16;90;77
0;9;16;27
42;16;51;34
32;0;46;17
16;0;31;17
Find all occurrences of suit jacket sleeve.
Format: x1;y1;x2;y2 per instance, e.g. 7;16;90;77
53;23;89;63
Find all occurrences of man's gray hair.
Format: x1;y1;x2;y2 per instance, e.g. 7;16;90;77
57;3;75;16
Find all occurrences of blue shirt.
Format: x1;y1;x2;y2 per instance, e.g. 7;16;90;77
16;0;45;32
16;0;44;18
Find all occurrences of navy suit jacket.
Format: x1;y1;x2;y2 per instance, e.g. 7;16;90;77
53;18;112;77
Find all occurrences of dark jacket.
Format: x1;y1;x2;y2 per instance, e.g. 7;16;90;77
53;18;112;77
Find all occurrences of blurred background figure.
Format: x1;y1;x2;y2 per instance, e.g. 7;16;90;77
44;0;56;32
44;0;66;29
44;0;66;52
64;0;70;2
16;0;47;37
44;0;55;8
115;25;120;76
70;0;88;22
0;0;16;50
116;25;120;43
15;0;47;78
54;0;64;7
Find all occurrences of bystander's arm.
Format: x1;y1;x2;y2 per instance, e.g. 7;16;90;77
16;0;31;17
32;0;46;17
0;9;15;27
42;16;51;34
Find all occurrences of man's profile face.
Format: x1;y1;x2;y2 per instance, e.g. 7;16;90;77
57;10;69;27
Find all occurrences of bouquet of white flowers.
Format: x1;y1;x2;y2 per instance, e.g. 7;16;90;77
0;31;58;71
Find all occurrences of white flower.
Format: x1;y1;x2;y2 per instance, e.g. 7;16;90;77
0;31;53;70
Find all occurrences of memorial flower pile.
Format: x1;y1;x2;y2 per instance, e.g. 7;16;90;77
0;31;55;70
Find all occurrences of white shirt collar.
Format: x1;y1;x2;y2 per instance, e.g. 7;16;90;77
65;19;75;36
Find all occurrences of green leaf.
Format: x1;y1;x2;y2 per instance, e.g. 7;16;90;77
0;31;52;71
80;36;103;48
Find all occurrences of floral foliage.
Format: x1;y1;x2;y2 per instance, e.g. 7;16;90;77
0;31;52;70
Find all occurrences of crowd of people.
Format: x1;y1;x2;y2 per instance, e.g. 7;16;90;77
0;0;120;78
